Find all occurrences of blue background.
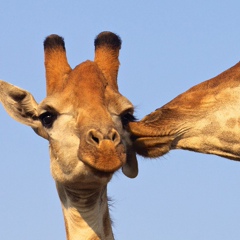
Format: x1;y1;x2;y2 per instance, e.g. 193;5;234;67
0;1;240;239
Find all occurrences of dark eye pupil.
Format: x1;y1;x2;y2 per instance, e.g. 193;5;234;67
39;112;56;128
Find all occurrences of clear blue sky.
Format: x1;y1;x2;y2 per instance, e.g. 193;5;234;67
1;1;240;239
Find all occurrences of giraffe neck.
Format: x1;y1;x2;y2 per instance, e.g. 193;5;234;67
56;183;114;240
172;111;240;160
173;83;240;160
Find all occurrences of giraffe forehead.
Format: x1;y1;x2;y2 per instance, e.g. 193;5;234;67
64;61;108;104
40;60;134;116
39;61;114;114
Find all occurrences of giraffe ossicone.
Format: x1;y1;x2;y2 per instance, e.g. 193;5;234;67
0;32;138;240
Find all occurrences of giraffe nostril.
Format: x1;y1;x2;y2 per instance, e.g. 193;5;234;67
112;132;117;141
92;135;100;144
109;129;121;146
87;130;103;146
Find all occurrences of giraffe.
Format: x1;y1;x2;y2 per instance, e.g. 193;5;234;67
0;32;138;240
129;61;240;161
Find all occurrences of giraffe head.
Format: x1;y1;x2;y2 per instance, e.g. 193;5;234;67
128;62;240;160
0;32;138;188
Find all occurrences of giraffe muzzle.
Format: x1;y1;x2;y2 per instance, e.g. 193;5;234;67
78;129;126;173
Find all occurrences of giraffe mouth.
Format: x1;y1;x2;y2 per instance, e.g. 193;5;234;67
132;136;173;158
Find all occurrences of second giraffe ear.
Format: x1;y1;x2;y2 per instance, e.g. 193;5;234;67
94;31;121;91
122;149;138;178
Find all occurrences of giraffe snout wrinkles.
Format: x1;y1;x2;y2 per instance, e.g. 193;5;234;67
87;129;121;147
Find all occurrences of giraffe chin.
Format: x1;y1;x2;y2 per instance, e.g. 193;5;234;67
78;140;126;173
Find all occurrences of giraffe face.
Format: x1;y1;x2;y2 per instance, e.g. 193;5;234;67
37;61;135;185
0;32;138;188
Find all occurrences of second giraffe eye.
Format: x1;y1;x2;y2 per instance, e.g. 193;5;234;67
39;112;57;128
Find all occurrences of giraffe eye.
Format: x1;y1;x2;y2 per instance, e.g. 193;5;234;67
39;112;57;128
121;112;137;127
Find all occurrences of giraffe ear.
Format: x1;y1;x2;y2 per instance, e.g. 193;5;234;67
122;149;138;178
0;80;48;139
